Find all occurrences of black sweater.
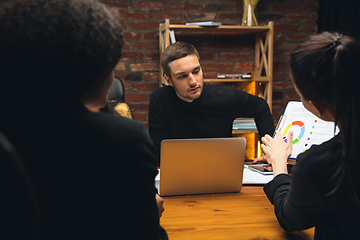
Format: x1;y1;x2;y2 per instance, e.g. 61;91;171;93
149;83;275;164
1;103;161;240
264;134;360;239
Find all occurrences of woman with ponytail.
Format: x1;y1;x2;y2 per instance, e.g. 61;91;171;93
261;32;360;239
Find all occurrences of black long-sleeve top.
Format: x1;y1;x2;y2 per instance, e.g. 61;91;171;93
1;103;162;240
149;83;275;164
264;134;360;239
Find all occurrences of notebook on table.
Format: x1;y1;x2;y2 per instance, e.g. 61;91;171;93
159;137;246;196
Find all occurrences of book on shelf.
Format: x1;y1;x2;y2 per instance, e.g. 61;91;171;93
185;21;222;27
163;30;176;45
217;72;251;79
233;118;257;131
169;30;176;44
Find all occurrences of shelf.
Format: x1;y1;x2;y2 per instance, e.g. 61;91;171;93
205;78;252;83
159;19;274;113
160;24;271;34
204;77;270;83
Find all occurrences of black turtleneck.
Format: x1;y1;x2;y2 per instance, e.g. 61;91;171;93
149;83;275;164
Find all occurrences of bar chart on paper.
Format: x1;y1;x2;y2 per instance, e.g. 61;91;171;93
277;101;339;160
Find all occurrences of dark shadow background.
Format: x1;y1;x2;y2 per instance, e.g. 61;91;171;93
318;0;360;40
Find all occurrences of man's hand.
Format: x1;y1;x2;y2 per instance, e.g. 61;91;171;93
253;154;272;164
155;193;164;218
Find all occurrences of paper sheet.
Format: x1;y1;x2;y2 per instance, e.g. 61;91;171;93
278;102;339;159
155;170;160;192
242;166;273;185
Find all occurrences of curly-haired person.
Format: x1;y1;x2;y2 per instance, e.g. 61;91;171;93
0;0;166;239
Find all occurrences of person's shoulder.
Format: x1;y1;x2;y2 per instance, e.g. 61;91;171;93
150;85;173;98
149;86;176;109
205;84;267;107
205;83;235;91
74;111;148;143
291;135;343;194
203;83;242;102
296;135;341;169
95;112;145;132
204;83;239;95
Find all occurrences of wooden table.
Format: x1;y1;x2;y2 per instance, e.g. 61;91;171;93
160;186;315;240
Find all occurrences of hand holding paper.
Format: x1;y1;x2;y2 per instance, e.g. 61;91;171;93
261;131;293;177
275;101;339;159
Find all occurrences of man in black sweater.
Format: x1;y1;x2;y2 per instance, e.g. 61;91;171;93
149;42;275;165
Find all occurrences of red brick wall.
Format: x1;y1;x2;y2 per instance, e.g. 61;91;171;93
101;0;318;128
0;0;318;127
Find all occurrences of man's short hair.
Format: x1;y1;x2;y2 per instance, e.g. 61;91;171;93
161;42;200;77
0;0;123;105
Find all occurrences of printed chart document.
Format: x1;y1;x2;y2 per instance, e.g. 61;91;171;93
277;101;339;160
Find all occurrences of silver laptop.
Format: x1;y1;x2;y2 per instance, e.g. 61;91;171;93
159;137;246;196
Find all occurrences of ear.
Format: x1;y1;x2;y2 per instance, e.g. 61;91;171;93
164;74;173;86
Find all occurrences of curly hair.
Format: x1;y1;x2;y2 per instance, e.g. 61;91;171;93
0;0;123;104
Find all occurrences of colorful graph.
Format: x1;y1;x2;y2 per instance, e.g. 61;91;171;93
282;121;305;145
279;102;338;159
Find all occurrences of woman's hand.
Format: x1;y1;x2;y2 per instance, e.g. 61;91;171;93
261;131;293;177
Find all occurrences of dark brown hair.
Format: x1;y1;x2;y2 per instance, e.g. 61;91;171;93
290;32;360;206
160;42;200;77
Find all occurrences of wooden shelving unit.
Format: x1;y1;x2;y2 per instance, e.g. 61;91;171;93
159;20;274;158
159;19;274;112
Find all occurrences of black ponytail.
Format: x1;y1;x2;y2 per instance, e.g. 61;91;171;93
290;32;360;207
332;35;360;206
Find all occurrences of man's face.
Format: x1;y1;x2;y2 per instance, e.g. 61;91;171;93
165;54;204;102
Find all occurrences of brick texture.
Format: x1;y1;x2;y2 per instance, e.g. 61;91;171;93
2;0;317;127
99;0;318;126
